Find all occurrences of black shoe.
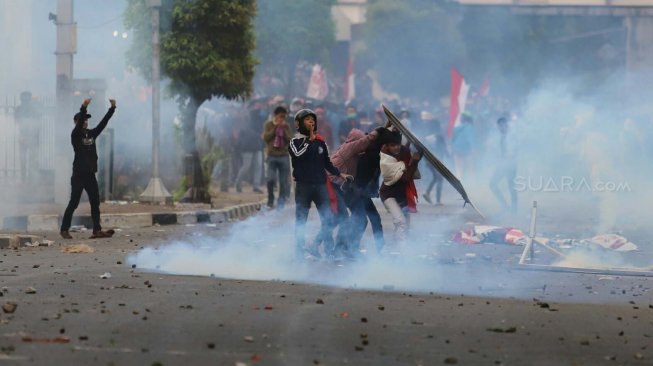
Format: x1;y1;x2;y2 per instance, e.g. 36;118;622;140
60;231;73;239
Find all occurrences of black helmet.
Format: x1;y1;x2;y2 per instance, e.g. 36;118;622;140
294;108;317;135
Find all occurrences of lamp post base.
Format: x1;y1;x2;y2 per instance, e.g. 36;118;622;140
139;177;172;204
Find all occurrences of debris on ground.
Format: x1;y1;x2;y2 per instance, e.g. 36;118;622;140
61;244;95;254
24;287;36;294
100;272;112;279
21;337;70;344
486;326;517;333
451;226;526;245
452;225;638;252
25;240;54;247
2;303;17;314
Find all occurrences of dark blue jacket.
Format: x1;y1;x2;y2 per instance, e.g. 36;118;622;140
288;134;340;184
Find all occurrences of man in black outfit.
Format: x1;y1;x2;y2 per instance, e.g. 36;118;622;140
60;98;116;239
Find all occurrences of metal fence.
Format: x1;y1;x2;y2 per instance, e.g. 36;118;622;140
0;94;56;202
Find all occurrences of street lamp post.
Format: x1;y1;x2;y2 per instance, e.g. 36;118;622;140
140;0;172;204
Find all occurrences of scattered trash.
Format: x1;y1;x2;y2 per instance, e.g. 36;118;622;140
250;354;262;361
206;224;217;227
452;226;526;245
69;225;87;232
263;306;273;310
453;226;638;252
585;234;638;252
100;273;112;279
465;253;477;258
25;240;54;247
444;357;458;364
235;363;248;366
598;276;616;281
316;299;324;304
61;244;95;254
24;287;37;294
243;336;254;343
339;312;349;318
2;302;17;314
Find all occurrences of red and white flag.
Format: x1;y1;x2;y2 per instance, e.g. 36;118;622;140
447;67;470;139
344;58;355;102
306;64;329;100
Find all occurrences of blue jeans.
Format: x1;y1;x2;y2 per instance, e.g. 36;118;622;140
294;183;334;256
266;155;290;206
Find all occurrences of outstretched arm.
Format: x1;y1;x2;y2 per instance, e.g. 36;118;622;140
91;99;116;138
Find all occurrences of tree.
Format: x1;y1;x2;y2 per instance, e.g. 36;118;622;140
254;0;336;97
124;0;257;202
361;0;465;99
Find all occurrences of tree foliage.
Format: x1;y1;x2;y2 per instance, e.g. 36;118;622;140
254;0;336;88
362;0;465;99
124;0;257;201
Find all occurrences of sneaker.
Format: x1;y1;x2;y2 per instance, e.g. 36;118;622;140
90;229;115;239
60;231;73;239
422;193;433;204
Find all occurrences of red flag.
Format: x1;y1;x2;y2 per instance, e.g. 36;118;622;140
344;58;355;102
447;67;470;139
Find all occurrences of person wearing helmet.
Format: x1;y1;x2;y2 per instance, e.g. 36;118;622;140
289;109;352;260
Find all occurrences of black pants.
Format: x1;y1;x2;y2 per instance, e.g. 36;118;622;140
61;172;102;232
294;183;333;256
346;192;384;253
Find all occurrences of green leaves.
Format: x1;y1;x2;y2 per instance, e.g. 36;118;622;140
254;0;336;87
124;0;256;103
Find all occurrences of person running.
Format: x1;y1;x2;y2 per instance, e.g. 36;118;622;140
60;98;116;239
289;109;352;259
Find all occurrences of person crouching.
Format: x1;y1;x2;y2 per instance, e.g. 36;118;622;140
289;109;352;260
379;130;422;252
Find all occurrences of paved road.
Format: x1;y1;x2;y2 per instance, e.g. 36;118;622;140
0;204;651;365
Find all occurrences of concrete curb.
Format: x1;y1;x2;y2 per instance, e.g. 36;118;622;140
0;200;265;232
